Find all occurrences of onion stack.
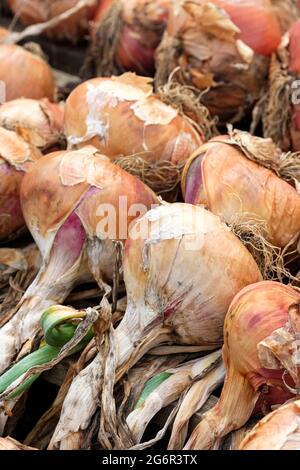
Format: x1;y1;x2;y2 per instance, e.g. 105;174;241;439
184;281;300;450
155;0;281;124
50;203;262;449
64;73;208;196
0;146;158;375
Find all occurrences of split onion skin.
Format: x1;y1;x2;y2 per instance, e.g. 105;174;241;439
181;138;300;248
0;45;55;101
185;281;300;450
239;399;300;450
64;73;203;165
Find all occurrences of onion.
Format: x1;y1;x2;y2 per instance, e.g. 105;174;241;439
262;19;300;151
0;127;41;241
0;98;64;151
184;281;300;450
271;0;299;33
64;73;206;195
50;203;262;449
0;44;55;101
7;0;98;42
89;0;170;76
239;399;300;450
181;131;300;249
0;28;8;40
0;145;158;375
155;0;281;124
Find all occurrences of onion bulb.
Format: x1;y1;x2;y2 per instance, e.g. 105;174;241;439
89;0;170;76
0;98;64;151
64;73;205;195
182;131;300;249
262;19;300;151
50;203;262;449
240;399;300;450
0;44;55;101
271;0;299;33
7;0;98;42
0;145;158;375
155;0;281;124
0;127;41;241
184;281;300;450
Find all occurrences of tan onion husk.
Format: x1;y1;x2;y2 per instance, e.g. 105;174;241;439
184;281;300;450
0;44;55;101
0;436;36;450
239;399;300;450
155;0;280;124
271;0;299;33
49;203;262;450
0;145;159;376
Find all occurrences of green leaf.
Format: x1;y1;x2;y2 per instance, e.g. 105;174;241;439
135;372;173;409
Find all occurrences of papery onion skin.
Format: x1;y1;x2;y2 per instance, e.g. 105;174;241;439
0;27;8;40
7;0;98;42
239;399;300;450
0;45;55;101
155;0;279;123
181;138;300;248
271;0;300;33
0;127;41;241
64;73;203;166
184;281;300;450
0;98;64;151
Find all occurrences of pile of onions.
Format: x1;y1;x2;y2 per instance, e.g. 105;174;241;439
262;19;300;151
0;98;64;151
64;73;206;195
0;44;55;101
271;0;299;33
184;281;300;450
7;0;99;42
181;131;300;249
239;399;300;450
88;0;170;76
50;203;261;449
0;127;41;241
155;0;281;124
0;145;158;375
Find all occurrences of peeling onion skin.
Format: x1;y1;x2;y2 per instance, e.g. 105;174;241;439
184;281;300;450
0;99;64;151
0;127;41;241
181;139;300;248
0;45;55;101
155;0;280;124
239;399;300;450
7;0;98;42
271;0;300;33
64;73;203;165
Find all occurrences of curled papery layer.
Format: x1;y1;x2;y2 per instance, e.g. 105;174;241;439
270;0;299;33
7;0;98;42
184;281;300;450
0;99;64;151
64;73;204;194
181;132;300;248
155;0;280;124
0;145;159;374
89;0;170;76
239;399;300;450
0;44;55;101
262;19;300;151
49;202;261;450
0;127;41;241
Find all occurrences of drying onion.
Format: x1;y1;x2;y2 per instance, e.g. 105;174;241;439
0;145;158;374
50;203;262;449
0;44;55;101
155;0;281;124
88;0;170;76
181;131;300;249
184;281;300;450
271;0;299;33
262;19;300;151
65;73;207;195
0;127;41;241
7;0;98;42
0;98;64;151
239;399;300;450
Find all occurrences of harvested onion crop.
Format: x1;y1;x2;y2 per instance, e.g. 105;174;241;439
185;281;300;450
